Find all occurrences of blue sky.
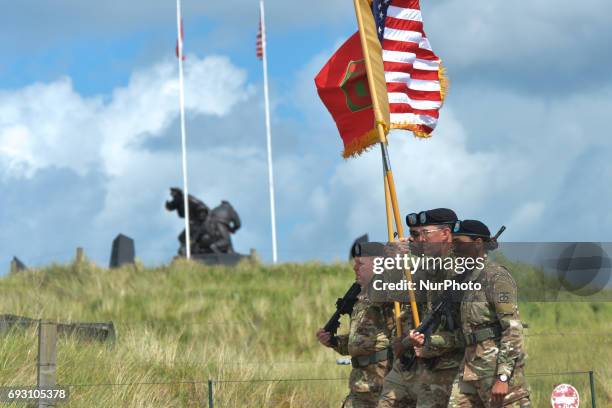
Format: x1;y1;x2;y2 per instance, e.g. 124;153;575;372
2;0;612;271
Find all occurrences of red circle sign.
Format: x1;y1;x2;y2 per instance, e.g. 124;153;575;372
551;383;580;408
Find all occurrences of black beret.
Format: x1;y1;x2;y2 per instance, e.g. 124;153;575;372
352;242;385;258
406;208;458;227
455;220;491;239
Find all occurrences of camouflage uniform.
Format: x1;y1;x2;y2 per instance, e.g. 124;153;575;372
333;295;395;408
448;259;531;408
378;247;464;408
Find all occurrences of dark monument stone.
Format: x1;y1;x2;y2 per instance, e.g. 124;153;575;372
192;253;248;266
109;234;135;268
349;234;369;260
11;256;27;273
166;188;247;264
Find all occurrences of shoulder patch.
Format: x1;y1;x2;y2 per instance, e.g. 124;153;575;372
492;275;517;314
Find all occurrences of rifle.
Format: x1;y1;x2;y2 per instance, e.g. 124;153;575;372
323;282;362;346
486;225;506;251
493;225;506;240
400;278;463;368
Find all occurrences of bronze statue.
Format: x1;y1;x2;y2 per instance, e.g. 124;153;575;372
166;188;241;256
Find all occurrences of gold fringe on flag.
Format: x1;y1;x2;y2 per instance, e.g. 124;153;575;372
390;123;433;139
342;128;380;158
439;62;449;104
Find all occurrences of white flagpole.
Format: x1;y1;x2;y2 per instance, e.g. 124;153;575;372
176;0;191;259
260;0;278;263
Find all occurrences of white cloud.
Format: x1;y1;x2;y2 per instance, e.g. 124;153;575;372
0;78;103;179
0;55;249;180
297;110;500;243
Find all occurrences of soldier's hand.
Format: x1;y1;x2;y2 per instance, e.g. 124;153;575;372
414;345;425;357
490;379;509;405
316;328;333;347
408;330;425;346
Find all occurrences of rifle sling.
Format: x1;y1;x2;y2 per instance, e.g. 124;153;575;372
463;324;503;346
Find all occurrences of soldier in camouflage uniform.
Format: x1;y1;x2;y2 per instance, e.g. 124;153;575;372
378;208;464;408
447;220;530;407
372;241;418;407
317;242;395;408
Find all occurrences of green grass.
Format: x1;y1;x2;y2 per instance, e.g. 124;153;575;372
0;258;610;407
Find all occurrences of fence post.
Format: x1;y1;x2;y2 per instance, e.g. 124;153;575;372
208;379;214;408
37;320;57;408
589;370;597;408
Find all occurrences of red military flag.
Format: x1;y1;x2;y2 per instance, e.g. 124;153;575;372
315;32;382;158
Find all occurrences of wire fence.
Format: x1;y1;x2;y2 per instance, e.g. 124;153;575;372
30;370;600;408
0;353;606;406
0;351;607;407
3;312;612;334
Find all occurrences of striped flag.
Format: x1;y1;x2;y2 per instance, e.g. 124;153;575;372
256;22;264;60
372;0;447;138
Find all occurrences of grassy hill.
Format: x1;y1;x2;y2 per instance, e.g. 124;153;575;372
0;258;610;407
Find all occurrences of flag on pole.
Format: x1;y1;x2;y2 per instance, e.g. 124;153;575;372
315;0;446;155
315;0;391;158
256;22;264;59
315;33;378;158
175;18;186;60
372;0;447;137
256;0;278;263
175;0;191;259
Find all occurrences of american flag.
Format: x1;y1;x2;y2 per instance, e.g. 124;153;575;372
372;0;446;137
256;21;264;60
175;18;186;61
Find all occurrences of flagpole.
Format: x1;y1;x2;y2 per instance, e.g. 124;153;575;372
383;160;394;242
260;0;278;264
352;0;420;329
379;140;404;239
382;154;404;332
176;0;191;259
380;138;420;328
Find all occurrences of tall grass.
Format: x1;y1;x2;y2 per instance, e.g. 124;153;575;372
0;258;610;407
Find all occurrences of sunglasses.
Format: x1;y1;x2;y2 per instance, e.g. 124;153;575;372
409;227;446;239
406;212;458;230
406;212;426;227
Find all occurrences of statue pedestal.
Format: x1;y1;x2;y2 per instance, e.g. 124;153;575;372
192;253;250;266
